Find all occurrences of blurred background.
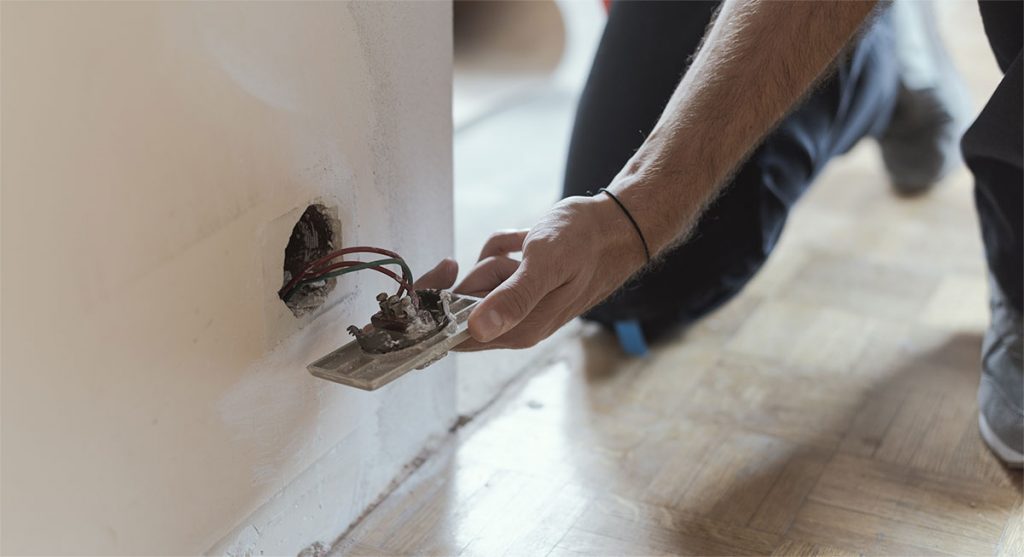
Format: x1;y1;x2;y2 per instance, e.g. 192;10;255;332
451;0;605;414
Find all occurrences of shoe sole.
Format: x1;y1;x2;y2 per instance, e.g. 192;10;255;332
979;411;1024;468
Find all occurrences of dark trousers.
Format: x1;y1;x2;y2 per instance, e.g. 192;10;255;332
563;1;1022;339
962;1;1023;312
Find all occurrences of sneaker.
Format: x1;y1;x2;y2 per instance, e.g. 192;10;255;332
878;0;972;195
978;277;1023;468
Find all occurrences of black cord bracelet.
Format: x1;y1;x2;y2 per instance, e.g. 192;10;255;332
591;188;651;263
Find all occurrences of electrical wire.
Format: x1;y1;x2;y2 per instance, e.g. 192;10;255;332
299;259;405;287
279;249;419;307
279;246;415;300
302;260;413;292
284;258;414;301
282;258;404;301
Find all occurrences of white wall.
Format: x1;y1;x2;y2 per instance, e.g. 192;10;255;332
1;2;454;554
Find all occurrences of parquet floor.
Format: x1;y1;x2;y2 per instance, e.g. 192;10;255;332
333;138;1022;555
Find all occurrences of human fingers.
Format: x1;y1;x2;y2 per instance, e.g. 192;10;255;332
477;229;529;261
454;255;520;298
412;257;458;291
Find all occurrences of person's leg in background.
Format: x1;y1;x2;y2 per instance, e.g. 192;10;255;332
563;1;900;344
962;1;1023;467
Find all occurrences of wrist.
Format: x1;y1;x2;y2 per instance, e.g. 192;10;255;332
604;170;705;258
583;193;649;271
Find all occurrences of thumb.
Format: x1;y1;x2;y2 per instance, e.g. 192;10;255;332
413;258;458;290
468;265;552;343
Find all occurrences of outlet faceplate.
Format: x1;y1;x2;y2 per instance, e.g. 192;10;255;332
307;294;479;390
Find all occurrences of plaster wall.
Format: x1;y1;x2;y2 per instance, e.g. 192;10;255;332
1;2;454;554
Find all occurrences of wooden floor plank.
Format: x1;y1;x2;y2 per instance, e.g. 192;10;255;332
564;495;780;556
837;391;906;457
996;501;1024;557
674;431;793;525
807;454;1016;542
749;449;833;534
770;538;860;557
789;500;996;556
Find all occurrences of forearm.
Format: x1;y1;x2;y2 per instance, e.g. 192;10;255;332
459;0;883;346
609;0;879;255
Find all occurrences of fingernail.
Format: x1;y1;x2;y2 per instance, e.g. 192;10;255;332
476;309;505;342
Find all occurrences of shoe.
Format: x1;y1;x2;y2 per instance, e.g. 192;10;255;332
878;0;972;195
978;277;1023;468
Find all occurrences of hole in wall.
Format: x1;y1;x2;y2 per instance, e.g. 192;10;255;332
280;204;340;317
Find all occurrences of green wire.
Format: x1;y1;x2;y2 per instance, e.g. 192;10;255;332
283;257;414;301
301;258;405;284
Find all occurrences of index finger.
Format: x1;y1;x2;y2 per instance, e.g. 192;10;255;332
478;230;529;261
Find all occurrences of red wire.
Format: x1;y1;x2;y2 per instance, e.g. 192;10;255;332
280;246;410;299
306;246;404;275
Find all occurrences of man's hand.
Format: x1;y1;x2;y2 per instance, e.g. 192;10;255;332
461;195;645;350
415;194;647;350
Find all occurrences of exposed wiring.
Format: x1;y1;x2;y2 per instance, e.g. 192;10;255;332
302;260;414;292
279;246;415;299
279;247;418;306
302;260;407;287
284;258;413;301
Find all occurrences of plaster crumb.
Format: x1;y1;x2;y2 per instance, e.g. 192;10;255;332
297;541;328;557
